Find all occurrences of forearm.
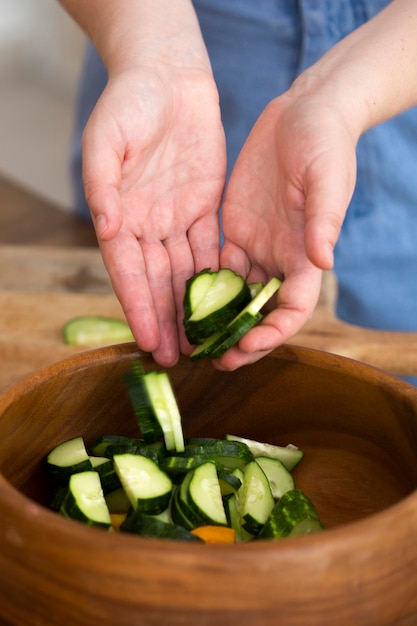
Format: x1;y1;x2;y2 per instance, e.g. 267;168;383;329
58;0;211;74
290;0;417;137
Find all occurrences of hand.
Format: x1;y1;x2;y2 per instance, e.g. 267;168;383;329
82;64;226;367
218;88;358;370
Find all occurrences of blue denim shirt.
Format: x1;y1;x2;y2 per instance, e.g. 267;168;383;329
71;1;417;382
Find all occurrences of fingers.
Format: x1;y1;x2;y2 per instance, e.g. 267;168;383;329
303;147;357;272
99;232;181;368
81;112;124;241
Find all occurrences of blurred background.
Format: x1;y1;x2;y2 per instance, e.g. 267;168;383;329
0;0;86;212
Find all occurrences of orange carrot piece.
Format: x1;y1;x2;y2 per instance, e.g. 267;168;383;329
191;525;236;544
110;513;127;531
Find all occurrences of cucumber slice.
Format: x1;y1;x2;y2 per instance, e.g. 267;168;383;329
120;509;203;542
226;435;304;471
182;440;254;471
187;461;228;526
170;485;197;530
189;329;229;361
192;276;282;360
156;371;185;453
90;456;122;494
184;268;251;343
240;460;275;535
90;434;145;458
255;456;295;499
217;470;242;496
60;471;112;529
258;489;323;539
207;311;262;359
124;364;164;444
160;455;205;477
63;316;134;345
248;282;264;299
183;268;216;320
125;362;185;452
47;436;93;484
113;453;173;515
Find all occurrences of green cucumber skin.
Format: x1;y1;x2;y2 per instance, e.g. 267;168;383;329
90;435;146;458
120;509;203;542
90;458;122;494
124;369;164;444
258;489;323;539
208;311;262;359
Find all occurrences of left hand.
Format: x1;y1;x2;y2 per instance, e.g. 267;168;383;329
218;89;358;370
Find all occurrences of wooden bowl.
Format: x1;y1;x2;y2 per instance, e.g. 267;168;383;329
0;343;417;626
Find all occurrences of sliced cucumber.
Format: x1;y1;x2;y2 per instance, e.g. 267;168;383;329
240;460;275;535
47;436;93;484
248;282;264;299
217;470;242;496
160;455;205;477
60;470;112;529
120;509;203;542
184;268;251;343
190;276;282;359
226;435;304;471
170;484;197;530
258;489;323;539
124;363;164;444
182;440;254;472
63;316;134;345
189;329;229;361
207;311;262;359
187;461;228;526
113;453;173;515
90;456;122;494
125;362;185;452
255;456;295;499
90;434;145;458
183;268;216;320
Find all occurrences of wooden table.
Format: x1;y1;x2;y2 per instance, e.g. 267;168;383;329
0;174;98;247
1;175;417;390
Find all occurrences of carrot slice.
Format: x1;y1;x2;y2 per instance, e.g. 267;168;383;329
110;513;127;531
191;525;236;544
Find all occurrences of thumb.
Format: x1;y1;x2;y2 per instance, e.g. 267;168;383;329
82;126;124;241
303;155;356;271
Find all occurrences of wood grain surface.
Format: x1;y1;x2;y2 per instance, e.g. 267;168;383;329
1;244;416;392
